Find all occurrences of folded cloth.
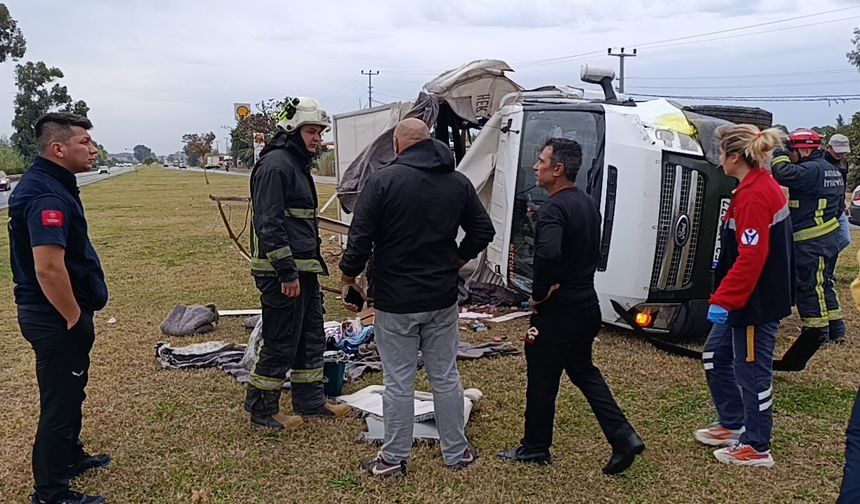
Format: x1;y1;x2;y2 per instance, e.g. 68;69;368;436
160;304;219;336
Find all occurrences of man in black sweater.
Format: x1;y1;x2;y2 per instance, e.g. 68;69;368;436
339;118;495;476
497;138;645;475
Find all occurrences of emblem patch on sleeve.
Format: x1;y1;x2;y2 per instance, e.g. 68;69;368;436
41;210;65;227
741;228;759;246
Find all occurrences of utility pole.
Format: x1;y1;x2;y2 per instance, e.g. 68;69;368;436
361;70;379;109
607;47;637;94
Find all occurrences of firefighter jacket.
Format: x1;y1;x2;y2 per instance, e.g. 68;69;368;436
711;168;794;326
249;130;328;281
771;149;845;242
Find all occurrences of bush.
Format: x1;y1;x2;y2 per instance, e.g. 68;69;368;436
314;149;336;177
0;145;28;174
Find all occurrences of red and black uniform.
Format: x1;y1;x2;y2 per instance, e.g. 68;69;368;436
703;168;793;453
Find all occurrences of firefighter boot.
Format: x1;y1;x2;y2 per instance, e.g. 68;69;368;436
773;327;827;372
828;319;846;344
245;387;302;430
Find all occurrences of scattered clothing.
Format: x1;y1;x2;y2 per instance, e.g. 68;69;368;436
155;335;518;385
160;304;219;336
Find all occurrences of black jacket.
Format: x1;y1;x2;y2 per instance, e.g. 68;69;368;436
532;187;600;315
250;130;328;282
340;138;495;313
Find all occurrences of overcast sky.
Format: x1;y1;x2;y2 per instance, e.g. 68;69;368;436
1;0;859;155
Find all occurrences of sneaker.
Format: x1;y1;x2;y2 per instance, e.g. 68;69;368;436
361;453;406;477
447;444;478;471
713;443;774;468
694;423;745;447
31;490;106;504
67;452;111;480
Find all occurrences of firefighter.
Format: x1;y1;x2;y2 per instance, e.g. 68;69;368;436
772;129;846;348
245;97;348;429
695;125;793;467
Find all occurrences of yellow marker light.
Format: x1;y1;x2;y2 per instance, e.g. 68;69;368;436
635;311;653;328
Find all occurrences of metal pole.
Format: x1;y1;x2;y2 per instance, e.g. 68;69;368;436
361;70;379;109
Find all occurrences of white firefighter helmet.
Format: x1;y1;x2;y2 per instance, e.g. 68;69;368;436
276;97;331;133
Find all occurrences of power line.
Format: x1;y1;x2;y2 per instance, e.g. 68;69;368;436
629;92;860;102
637;15;860;52
514;6;860;68
631;79;860;90
627;69;858;80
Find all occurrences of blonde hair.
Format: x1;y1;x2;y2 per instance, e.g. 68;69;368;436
715;124;784;169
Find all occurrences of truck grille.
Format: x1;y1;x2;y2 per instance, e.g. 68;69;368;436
650;163;706;291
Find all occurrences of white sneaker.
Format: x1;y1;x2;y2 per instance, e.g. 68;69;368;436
694;422;745;447
713;443;775;468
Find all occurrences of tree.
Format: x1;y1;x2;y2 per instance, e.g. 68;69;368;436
182;132;216;167
849;28;860;70
10;61;88;160
133;144;152;163
167;153;177;163
0;3;26;63
0;135;27;174
143;155;158;165
230;98;289;166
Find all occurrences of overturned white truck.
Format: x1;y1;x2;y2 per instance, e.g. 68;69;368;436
334;60;773;342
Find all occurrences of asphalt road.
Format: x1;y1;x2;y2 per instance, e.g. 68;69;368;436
0;166;135;211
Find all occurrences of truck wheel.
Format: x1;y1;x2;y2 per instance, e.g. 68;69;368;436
682;105;773;131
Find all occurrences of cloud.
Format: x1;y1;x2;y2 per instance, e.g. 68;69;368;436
0;0;856;154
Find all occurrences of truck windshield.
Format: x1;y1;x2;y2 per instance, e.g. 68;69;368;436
508;109;604;293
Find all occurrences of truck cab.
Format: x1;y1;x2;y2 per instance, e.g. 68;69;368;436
460;79;737;341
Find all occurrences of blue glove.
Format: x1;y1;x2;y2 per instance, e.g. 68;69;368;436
707;305;728;325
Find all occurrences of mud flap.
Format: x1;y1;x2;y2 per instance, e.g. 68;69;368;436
772;329;825;372
609;300;820;372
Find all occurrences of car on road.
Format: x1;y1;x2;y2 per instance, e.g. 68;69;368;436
97;166;110;174
849;185;860;226
205;163;219;170
179;163;187;169
0;171;11;191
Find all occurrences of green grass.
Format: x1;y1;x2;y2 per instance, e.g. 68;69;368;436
0;168;857;503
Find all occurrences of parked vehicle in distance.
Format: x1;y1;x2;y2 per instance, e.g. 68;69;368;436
849;185;860;226
0;170;11;191
97;166;110;174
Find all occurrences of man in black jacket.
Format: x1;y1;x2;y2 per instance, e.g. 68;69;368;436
340;118;495;476
246;97;348;429
497;138;644;475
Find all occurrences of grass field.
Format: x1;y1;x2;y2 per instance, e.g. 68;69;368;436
0;168;857;503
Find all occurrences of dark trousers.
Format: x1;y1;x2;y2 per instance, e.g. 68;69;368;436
839;387;860;503
249;274;326;413
18;308;95;502
795;236;841;330
703;322;778;452
522;305;633;451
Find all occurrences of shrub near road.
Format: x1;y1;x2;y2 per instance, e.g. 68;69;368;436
0;168;857;503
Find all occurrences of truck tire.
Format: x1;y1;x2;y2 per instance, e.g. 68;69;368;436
682;105;773;131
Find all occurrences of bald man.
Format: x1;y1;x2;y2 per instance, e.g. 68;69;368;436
340;118;495;477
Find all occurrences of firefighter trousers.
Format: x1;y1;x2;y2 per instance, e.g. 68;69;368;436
795;233;842;331
249;274;326;414
703;322;778;452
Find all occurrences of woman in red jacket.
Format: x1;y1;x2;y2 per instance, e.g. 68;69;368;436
694;124;794;467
